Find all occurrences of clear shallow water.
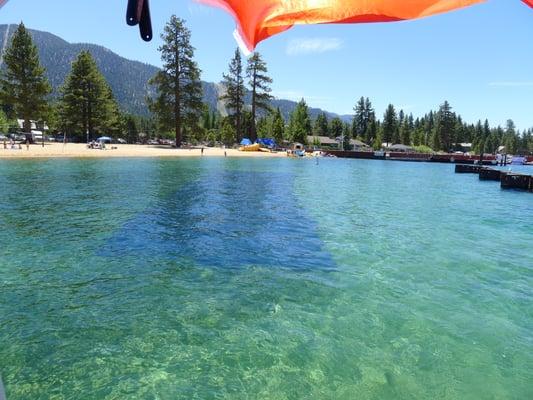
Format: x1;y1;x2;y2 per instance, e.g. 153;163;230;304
0;157;532;399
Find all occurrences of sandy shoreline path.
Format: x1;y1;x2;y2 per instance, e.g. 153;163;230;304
0;143;287;159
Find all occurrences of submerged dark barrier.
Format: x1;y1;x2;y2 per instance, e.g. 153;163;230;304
455;165;532;192
479;168;502;181
455;164;481;174
501;173;533;191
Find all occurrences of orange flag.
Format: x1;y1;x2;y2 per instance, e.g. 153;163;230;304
200;0;533;51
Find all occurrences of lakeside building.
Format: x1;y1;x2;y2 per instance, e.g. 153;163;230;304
307;136;371;151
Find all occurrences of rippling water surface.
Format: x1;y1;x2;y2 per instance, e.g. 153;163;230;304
0;158;532;399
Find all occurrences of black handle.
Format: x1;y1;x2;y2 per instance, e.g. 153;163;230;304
139;0;153;41
126;0;143;26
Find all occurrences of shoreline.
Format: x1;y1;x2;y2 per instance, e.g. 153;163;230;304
0;143;286;159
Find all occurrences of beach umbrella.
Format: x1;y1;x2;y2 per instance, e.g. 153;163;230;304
97;136;113;143
198;0;533;51
240;138;252;146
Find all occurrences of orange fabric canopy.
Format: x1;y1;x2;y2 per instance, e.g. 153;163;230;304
200;0;533;50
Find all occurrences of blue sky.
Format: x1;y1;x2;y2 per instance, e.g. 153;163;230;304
1;0;532;129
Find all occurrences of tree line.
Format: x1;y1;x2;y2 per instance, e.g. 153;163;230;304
300;98;532;154
0;22;155;143
1;20;531;154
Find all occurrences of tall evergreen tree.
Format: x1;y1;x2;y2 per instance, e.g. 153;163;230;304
220;48;245;142
124;114;139;144
342;122;351;150
148;16;203;147
313;112;329;137
219;117;236;146
0;22;51;134
271;107;285;144
435;100;456;151
256;116;270;138
352;96;375;143
365;118;378;146
287;99;311;144
246;52;273;141
59;51;121;141
0;109;10;133
503;119;518;154
330;117;344;140
382;104;397;146
400;119;411;145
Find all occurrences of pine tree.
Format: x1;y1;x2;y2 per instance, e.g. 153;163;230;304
220;48;245;142
504;119;518;154
400;119;411;145
342;122;351;150
352;96;375;143
424;111;435;147
0;109;11;133
329;117;344;141
124;115;139;144
313;112;329;137
247;52;273;142
382;104;397;147
0;22;51;134
472;120;484;154
59;51;122;142
373;128;383;150
287;99;311;144
219;117;236;146
435;101;456;151
271;107;285;144
365;118;377;146
148;16;203;147
256;116;270;138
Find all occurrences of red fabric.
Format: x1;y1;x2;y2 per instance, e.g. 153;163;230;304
201;0;533;50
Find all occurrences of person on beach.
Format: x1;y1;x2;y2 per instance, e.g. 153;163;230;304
3;139;6;149
26;139;30;150
201;147;204;156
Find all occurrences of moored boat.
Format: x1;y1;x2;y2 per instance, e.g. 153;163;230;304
239;143;261;152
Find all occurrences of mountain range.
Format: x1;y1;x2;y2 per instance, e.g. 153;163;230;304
0;24;351;123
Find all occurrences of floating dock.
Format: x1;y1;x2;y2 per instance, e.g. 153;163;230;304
324;150;510;165
454;165;532;192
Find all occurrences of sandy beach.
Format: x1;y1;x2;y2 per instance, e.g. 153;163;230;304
0;142;286;159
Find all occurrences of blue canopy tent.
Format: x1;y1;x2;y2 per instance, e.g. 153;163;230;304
97;136;113;143
257;138;276;149
240;138;252;146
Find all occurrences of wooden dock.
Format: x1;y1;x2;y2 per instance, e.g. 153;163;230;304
455;165;532;192
325;150;500;165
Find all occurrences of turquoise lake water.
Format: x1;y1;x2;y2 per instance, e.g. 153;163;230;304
0;158;532;399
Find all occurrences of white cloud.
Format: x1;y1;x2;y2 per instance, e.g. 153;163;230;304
286;38;343;56
488;81;533;87
187;2;213;15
